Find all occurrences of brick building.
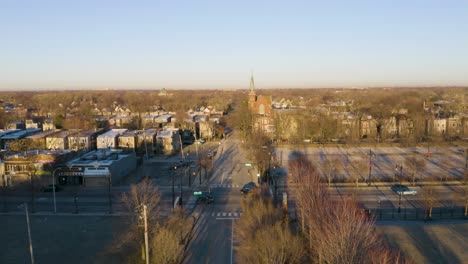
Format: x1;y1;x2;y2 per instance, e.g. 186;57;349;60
247;75;275;135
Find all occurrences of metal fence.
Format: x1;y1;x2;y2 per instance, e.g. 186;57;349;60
366;206;468;221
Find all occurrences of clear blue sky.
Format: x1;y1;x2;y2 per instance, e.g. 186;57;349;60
1;0;468;90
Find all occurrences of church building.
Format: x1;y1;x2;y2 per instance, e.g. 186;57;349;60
247;75;275;135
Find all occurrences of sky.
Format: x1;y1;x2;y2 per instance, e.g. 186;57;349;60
1;0;468;90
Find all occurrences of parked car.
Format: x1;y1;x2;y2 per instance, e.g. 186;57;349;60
197;193;214;204
391;184;417;195
241;182;257;195
41;184;61;192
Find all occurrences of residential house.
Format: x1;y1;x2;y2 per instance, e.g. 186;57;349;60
26;129;60;149
156;128;181;155
1;128;42;149
97;129;127;149
5;122;25;130
137;128;158;156
42;119;55;131
433;118;447;135
46;130;77;150
118;130;139;150
68;128;106;150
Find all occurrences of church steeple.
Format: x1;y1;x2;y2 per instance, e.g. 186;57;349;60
249;73;255;92
248;73;257;109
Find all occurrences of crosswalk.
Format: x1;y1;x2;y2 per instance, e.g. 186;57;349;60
211;211;243;218
209;184;240;188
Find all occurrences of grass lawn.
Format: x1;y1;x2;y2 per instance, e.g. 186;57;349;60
377;220;468;264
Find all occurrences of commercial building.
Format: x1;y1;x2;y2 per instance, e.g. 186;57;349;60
56;149;137;187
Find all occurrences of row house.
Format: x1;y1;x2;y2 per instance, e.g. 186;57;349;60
1;128;41;149
97;129;128;149
42;119;55;131
138;128;158;156
5;122;25;130
142;114;173;128
108;115;132;128
26;129;60;149
359;116;377;139
156;128;181;155
430;116;464;136
2;149;76;186
118;130;139;150
46;130;78;150
25;119;40;129
68;128;106;150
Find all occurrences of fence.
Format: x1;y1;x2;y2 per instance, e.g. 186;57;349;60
365;206;468;221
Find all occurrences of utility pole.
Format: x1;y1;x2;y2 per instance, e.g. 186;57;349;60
396;164;403;213
24;203;34;264
143;204;149;264
179;134;184;161
52;167;60;213
368;149;373;185
172;166;176;207
465;149;468;185
108;171;112;214
180;166;184;208
29;171;35;214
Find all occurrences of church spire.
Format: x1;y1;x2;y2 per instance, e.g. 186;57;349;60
249;73;255;92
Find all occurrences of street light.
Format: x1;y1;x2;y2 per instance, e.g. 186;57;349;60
368;149;375;185
396;164;403;213
172;166;176;207
51;167;61;213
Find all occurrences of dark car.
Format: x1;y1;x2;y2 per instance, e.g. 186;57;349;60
197;193;214;204
42;184;61;192
241;182;257;195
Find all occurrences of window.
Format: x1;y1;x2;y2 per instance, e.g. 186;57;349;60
259;104;265;115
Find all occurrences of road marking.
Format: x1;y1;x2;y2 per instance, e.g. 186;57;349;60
215;217;239;220
211;213;215;217
233;212;238;217
217;212;221;217
223;212;227;216
228;212;232;217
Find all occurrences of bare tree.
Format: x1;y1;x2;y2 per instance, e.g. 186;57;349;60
404;154;426;186
289;151;406;263
122;177;161;226
235;187;303;264
349;156;368;187
321;155;338;187
151;208;194;264
421;181;439;220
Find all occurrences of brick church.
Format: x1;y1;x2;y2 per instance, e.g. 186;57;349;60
248;75;275;135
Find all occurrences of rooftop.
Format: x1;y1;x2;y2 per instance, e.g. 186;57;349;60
98;129;128;138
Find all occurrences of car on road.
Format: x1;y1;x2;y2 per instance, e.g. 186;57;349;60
391;184;417;195
241;182;257;195
195;138;206;144
41;184;61;192
197;193;214;204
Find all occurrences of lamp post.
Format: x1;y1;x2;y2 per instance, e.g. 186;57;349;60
396;164;403;213
180;165;184;208
368;149;375;185
29;171;35;214
51;167;61;213
172;166;176;207
108;170;112;214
